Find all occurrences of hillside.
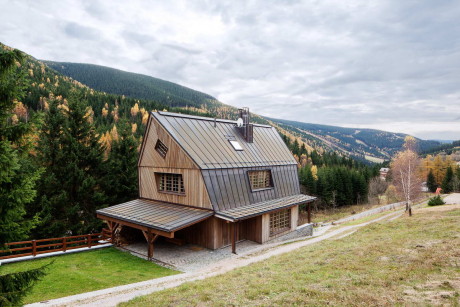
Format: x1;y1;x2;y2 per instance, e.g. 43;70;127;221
267;118;440;161
43;61;225;109
41;59;441;162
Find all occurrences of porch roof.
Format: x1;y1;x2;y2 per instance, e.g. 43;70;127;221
215;194;316;222
96;199;213;233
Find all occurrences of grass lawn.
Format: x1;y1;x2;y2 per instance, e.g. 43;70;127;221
309;203;383;223
0;247;178;304
122;204;460;306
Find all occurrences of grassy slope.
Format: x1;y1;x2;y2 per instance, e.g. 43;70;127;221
0;248;178;304
123;205;460;306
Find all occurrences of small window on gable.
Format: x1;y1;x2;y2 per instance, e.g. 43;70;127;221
155;139;168;158
229;140;243;151
248;170;273;191
156;173;185;194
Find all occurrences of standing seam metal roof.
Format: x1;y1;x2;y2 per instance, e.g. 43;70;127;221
153;112;296;170
96;199;213;232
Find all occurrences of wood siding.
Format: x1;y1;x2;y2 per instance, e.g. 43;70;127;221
203;165;301;211
139;167;212;209
139;116;197;169
260;206;298;243
176;216;262;249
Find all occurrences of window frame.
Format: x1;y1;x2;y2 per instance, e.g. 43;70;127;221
154;139;168;159
269;209;291;237
247;169;274;192
155;172;185;196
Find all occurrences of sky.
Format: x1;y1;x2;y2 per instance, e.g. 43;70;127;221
1;0;459;140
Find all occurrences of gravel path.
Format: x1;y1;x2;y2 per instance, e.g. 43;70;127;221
27;209;403;307
443;193;460;205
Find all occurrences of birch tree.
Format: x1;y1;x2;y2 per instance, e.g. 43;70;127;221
391;137;422;216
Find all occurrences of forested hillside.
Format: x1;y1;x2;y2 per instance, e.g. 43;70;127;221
44;61;224;109
268;118;440;162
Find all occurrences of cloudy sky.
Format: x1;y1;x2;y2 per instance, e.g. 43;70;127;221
1;0;459;140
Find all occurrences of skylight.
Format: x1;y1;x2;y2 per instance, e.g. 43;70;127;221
229;140;243;151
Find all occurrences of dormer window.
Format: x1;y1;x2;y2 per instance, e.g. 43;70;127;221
248;170;273;191
155;139;168;158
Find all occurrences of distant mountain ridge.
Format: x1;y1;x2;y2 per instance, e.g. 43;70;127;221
42;60;441;162
265;118;440;161
43;61;224;109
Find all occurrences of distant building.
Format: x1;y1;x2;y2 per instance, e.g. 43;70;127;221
379;167;390;180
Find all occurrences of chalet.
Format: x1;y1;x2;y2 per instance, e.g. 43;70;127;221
97;108;315;259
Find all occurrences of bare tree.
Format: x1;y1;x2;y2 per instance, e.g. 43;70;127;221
391;138;422;216
368;177;388;204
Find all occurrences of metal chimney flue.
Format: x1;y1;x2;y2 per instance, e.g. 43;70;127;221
236;107;253;143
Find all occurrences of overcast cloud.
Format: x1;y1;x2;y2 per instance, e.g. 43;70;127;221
1;0;459;139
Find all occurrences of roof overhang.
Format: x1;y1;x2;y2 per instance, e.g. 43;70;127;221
215;194;316;222
96;199;213;236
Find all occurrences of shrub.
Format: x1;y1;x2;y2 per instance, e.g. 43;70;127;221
428;195;445;206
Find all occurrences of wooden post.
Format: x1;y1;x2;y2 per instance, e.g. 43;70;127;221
307;204;311;224
147;230;153;260
87;234;92;248
231;222;236;254
63;237;67;252
32;240;36;257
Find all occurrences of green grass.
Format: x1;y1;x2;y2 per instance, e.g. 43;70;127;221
0;247;178;304
122;206;460;306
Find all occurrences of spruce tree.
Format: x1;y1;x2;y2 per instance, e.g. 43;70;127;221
103;121;139;205
441;166;454;193
36;93;107;236
426;170;437;193
0;46;45;307
0;47;40;243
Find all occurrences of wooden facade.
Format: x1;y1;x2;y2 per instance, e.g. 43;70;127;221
97;110;315;256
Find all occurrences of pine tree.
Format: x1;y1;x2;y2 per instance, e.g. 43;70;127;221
426;170;437;193
441;166;454;193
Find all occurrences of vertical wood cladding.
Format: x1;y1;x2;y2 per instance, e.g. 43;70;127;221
139;167;212;209
175;216;262;249
203;165;300;211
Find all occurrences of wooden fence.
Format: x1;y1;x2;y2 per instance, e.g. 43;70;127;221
0;230;112;260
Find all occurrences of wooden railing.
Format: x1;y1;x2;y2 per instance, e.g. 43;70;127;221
0;230;112;260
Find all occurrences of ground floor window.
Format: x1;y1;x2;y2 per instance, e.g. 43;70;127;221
269;209;291;236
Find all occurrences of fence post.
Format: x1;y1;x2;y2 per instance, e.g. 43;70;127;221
32;240;37;256
87;234;91;248
63;237;67;252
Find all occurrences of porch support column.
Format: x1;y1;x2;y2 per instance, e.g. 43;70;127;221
145;229;159;260
231;222;237;254
307;203;311;224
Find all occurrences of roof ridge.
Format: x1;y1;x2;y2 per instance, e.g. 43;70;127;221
155;111;272;128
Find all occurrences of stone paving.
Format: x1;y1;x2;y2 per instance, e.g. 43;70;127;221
119;223;315;272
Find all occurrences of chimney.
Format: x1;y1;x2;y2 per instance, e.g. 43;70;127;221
236;107;253;143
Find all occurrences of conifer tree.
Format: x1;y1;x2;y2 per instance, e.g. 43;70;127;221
441;166;454;193
36;93;107;236
0;46;45;307
426;169;437;193
103;121;139;205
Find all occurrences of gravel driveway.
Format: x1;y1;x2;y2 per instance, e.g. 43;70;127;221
443;193;460;205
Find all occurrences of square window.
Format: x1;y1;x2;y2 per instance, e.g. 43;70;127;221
269;209;291;236
156;173;185;194
248;170;272;190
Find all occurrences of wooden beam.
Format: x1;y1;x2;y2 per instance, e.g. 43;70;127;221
97;214;174;238
307;204;311;224
231;222;236;254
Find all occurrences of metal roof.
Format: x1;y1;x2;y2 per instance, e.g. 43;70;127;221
215;194;316;221
96;199;213;232
152;111;297;170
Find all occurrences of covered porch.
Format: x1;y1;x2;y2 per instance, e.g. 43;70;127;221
96;199;213;260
